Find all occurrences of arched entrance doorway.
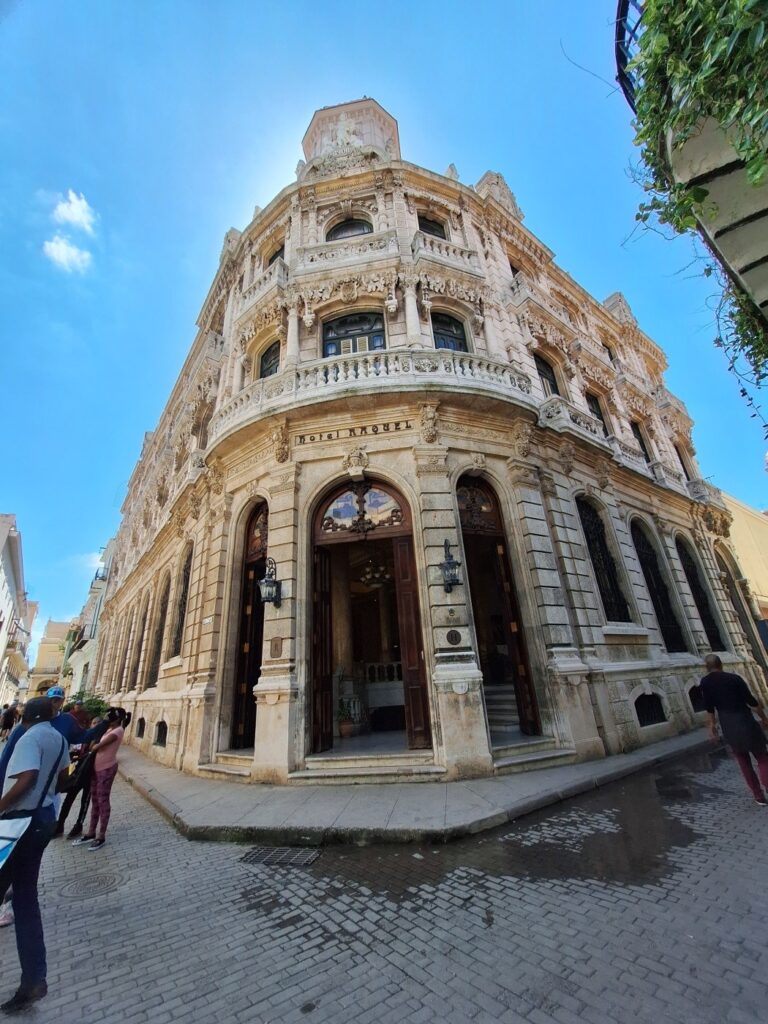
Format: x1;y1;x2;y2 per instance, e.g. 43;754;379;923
311;481;431;754
458;477;540;741
232;502;268;749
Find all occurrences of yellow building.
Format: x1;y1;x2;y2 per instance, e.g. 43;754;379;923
722;493;768;645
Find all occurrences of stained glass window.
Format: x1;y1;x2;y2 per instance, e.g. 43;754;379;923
576;498;631;622
675;539;725;650
457;482;502;533
320;485;404;536
246;504;269;561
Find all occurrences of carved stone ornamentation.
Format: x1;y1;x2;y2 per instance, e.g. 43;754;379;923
271;424;290;464
189;492;202;520
511;421;534;458
342;446;369;481
420;403;439;444
594;457;612;491
559;441;576;476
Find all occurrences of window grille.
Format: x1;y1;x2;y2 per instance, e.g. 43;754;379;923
576;498;631;622
631;522;687;652
675;539;725;651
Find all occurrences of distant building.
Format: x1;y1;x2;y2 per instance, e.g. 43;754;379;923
0;515;34;705
27;619;69;697
96;99;764;785
721;494;768;652
64;541;114;695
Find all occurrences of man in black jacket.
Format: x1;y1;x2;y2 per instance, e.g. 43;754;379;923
700;654;768;804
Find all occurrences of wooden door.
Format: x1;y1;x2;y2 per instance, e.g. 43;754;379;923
232;558;265;748
392;536;431;749
312;546;333;753
492;538;540;735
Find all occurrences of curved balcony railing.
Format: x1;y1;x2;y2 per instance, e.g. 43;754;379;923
615;0;644;112
295;229;400;272
208;349;534;445
238;257;288;322
411;231;481;275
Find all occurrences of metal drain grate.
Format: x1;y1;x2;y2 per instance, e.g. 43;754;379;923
240;846;320;868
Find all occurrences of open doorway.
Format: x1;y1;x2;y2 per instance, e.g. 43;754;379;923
458;477;540;746
231;502;268;750
311;481;431;755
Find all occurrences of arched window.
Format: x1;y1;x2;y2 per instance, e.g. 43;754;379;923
630;421;652;464
322;312;385;357
585;392;609;436
126;592;150;691
145;575;171;688
689;685;705;713
576;498;632;622
675;538;726;650
115;609;135;692
635;693;667;726
259;341;280;378
326;218;372;241
431;312;468;352
317;483;407;538
631;522;687;652
154;721;168;747
136;717;146;738
418;214;447;239
266;245;284;266
170;546;193;658
534;354;560;397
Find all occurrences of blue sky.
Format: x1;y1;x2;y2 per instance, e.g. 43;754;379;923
1;0;765;651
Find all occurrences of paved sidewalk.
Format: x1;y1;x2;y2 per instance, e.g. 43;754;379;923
119;730;714;844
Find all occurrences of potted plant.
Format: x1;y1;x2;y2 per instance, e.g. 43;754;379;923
337;698;355;739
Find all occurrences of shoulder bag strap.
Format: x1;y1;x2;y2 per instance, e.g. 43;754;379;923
36;735;67;812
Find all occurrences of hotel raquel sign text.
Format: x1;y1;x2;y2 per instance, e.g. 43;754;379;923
296;420;414;445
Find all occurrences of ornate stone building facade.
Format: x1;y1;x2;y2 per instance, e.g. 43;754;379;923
95;99;766;783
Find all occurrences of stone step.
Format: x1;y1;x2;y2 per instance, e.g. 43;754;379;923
491;736;557;758
217;751;254;769
304;749;435;771
289;763;447;785
196;763;252;781
493;748;578;775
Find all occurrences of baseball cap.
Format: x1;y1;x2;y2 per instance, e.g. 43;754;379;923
46;686;65;699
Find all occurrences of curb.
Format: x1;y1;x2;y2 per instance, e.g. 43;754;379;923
119;732;718;847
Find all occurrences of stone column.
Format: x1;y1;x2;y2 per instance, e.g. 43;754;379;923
251;462;301;782
413;445;493;780
482;303;507;361
402;275;422;346
285;304;300;368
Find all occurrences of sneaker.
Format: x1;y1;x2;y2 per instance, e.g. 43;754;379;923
88;838;106;851
755;797;768;806
0;907;13;928
1;981;48;1013
71;835;96;846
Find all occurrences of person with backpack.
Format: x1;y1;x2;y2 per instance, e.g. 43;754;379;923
0;697;69;1012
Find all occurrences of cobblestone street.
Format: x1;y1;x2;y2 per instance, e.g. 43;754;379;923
11;749;768;1024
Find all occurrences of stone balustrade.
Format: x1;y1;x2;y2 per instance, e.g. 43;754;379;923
208;349;533;444
687;478;724;505
238;258;288;319
537;395;611;447
411;231;481;275
295;229;399;272
508;274;578;332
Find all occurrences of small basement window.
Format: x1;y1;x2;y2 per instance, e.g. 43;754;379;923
136;717;146;739
635;693;667;727
154;720;168;747
688;685;706;714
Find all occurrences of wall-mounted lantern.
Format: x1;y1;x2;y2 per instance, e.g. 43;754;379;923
258;558;282;608
439;539;462;593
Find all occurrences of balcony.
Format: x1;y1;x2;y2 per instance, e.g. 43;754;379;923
93;566;109;583
238;257;288;322
537;395;613;448
508;274;579;333
294;229;400;274
687;478;723;504
209;349;534;446
410;231;482;276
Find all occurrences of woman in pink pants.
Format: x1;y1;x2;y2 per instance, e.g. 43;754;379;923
73;709;124;851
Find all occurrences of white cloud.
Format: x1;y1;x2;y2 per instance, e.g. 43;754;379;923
42;234;92;273
52;189;96;235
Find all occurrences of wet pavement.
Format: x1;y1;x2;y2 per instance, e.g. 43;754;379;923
18;748;768;1023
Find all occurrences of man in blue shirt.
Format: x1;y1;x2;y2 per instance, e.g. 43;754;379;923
0;697;69;1012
